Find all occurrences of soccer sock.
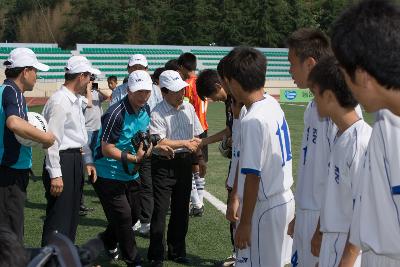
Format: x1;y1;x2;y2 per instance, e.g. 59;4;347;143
190;174;202;208
195;174;206;206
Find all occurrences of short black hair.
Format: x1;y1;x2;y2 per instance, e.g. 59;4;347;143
4;67;25;79
331;0;400;90
308;56;358;108
177;53;197;71
0;225;29;267
165;59;179;71
217;56;226;79
196;69;221;101
64;72;81;81
286;28;332;62
153;67;165;83
223;46;266;92
107;75;117;83
160;87;169;94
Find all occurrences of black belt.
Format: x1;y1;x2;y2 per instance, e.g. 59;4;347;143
154;152;190;160
59;148;82;154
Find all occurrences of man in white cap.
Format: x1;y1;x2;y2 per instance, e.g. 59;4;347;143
0;48;55;242
111;54;162;109
89;70;173;267
41;55;99;246
147;70;203;267
110;54;163;236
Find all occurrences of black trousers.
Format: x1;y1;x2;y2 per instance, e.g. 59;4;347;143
139;157;153;224
148;153;192;261
41;149;83;246
0;166;29;243
93;176;141;263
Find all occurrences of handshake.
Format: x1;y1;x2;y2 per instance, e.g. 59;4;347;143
184;137;202;153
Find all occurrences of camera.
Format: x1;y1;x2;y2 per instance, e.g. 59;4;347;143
91;82;99;91
131;130;161;153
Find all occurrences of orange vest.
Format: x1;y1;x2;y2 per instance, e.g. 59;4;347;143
185;75;208;131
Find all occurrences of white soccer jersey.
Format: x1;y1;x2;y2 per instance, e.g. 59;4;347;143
295;102;363;210
352;109;400;259
295;101;336;210
238;94;293;200
320;120;372;233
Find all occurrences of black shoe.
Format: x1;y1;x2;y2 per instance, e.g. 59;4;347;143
172;256;190;264
190;206;204;217
98;232;119;260
80;205;94;212
149;260;163;267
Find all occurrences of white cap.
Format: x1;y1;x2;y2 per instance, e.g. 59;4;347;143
4;48;49;71
65;56;101;75
128;70;153;93
128;54;148;67
159;70;188;92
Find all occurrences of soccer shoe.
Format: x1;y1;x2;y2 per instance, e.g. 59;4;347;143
150;260;164;267
132;220;141;231
190;205;204;217
139;222;150;236
98;232;119;260
222;254;236;267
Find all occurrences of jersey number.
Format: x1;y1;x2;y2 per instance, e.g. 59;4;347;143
276;118;292;166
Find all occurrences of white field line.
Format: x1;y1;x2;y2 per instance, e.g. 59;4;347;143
280;102;307;107
203;190;227;215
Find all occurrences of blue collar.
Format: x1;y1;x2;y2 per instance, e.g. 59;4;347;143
3;79;22;93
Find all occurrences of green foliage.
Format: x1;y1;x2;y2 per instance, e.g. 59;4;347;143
1;0;362;48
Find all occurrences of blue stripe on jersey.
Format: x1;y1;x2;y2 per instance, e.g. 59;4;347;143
93;97;150;181
0;82;32;169
392;186;400;195
241;168;261;177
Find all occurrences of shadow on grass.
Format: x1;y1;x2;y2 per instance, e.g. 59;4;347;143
25;200;46;210
94;248;224;267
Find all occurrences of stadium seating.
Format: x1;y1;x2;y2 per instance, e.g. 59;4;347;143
0;44;291;80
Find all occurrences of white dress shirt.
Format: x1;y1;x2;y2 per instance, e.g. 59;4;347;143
43;85;89;178
149;100;204;153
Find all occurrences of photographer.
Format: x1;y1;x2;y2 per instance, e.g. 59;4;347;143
89;70;172;267
79;76;109;216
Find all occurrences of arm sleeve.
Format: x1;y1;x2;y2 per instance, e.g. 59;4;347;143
2;86;27;119
149;111;167;139
101;110;123;144
240;118;267;177
44;103;67;178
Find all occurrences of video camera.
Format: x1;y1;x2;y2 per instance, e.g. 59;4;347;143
27;232;103;267
131;130;161;153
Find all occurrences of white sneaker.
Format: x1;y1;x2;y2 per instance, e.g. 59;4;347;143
222;254;236;266
132;220;141;231
139;223;150;235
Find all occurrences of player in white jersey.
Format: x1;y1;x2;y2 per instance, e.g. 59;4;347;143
331;1;400;266
223;46;294;267
286;28;334;267
308;57;372;267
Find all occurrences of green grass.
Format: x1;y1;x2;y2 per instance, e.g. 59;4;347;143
23;102;375;266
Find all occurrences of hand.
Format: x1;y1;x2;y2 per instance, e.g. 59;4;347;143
287;217;296;238
186;138;201;152
226;195;240;223
86;164;97;184
235;222;251;249
42;132;56;149
50;177;63;197
135;142;146;163
154;144;175;159
311;228;323;257
145;143;153;158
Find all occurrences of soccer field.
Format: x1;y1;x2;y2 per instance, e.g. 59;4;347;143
23;101;373;266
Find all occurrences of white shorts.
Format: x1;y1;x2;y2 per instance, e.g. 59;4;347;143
235;190;295;267
291;208;319;267
319;232;361;267
361;251;400;267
